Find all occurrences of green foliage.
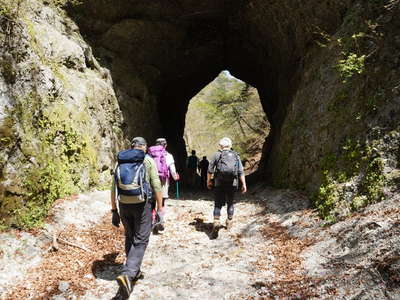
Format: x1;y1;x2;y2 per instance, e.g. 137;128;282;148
360;157;385;201
185;71;269;164
314;139;387;221
314;173;340;220
337;52;366;83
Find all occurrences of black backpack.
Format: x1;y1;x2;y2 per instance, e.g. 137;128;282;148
215;150;239;181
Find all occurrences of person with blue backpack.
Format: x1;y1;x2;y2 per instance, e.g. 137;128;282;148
110;137;163;299
148;138;179;231
207;137;247;235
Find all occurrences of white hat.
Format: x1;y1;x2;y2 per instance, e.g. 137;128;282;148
219;137;232;148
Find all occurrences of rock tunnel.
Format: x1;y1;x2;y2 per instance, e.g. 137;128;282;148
1;0;399;225
67;0;349;182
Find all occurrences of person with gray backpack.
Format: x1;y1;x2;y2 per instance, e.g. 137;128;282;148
207;137;247;233
110;137;163;299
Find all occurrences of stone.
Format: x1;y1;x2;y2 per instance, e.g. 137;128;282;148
58;281;70;293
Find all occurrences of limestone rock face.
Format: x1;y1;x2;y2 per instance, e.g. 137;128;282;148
0;1;125;224
0;0;399;222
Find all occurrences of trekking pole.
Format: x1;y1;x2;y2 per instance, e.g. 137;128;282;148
176;181;180;199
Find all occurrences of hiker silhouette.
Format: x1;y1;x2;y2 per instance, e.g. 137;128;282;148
198;156;209;189
187;150;199;187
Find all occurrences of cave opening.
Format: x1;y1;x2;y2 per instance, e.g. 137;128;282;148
184;70;270;175
66;0;338;189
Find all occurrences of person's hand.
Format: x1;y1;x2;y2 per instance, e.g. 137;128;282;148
241;184;247;194
157;208;165;223
207;180;213;190
174;173;180;181
111;209;120;227
157;206;165;217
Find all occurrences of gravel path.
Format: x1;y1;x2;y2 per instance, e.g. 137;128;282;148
85;192;273;300
2;186;400;299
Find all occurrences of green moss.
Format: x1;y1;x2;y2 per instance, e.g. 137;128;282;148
0;137;12;147
3;92;103;229
314;139;387;221
45;0;85;8
0;59;16;84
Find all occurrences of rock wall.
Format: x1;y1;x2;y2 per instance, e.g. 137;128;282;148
0;0;125;227
0;0;399;226
260;1;400;219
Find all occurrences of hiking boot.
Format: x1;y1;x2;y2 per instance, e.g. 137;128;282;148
116;275;133;299
133;270;144;282
211;219;220;239
213;219;220;229
226;218;233;230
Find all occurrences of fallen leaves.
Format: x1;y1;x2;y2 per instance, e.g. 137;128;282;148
251;221;317;298
4;214;124;299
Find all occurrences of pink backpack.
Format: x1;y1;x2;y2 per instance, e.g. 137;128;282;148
148;145;170;181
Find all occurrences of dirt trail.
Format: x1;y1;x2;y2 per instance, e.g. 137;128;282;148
2;186;400;299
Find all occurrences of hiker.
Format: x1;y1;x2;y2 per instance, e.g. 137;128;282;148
110;137;163;299
207;137;247;231
187;150;199;187
148;138;179;230
198;156;209;189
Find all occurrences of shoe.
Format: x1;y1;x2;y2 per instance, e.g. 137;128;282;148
158;223;165;231
211;219;220;239
133;270;144;282
116;275;133;299
212;219;220;232
226;218;232;230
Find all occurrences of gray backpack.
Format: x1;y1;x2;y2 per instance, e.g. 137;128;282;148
215;150;239;181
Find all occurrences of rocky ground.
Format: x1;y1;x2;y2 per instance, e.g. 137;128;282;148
1;185;399;299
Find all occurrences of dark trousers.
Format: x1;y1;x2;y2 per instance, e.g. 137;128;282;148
119;201;152;279
200;171;207;189
213;184;235;218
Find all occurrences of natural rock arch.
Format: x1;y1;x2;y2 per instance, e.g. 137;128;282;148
66;0;348;179
1;0;398;224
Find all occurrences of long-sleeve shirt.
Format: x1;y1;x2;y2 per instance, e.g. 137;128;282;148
111;155;162;204
166;152;177;177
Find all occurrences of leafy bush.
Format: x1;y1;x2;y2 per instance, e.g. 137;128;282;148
337;52;366;82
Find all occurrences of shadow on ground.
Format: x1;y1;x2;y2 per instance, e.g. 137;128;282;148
91;252;123;281
189;217;223;240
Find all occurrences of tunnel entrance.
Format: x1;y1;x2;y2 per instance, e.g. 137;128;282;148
66;0;355;192
184;71;270;174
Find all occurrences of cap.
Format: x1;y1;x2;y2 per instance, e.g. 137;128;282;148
155;138;167;145
219;137;232;148
131;137;147;146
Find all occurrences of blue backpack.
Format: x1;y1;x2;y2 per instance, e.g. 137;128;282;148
115;149;151;201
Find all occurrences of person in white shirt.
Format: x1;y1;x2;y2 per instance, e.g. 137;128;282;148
153;138;179;229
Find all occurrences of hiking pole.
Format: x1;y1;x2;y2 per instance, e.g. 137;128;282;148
176;180;180;199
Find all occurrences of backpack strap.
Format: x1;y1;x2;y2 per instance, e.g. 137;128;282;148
213;150;222;175
114;164;120;201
